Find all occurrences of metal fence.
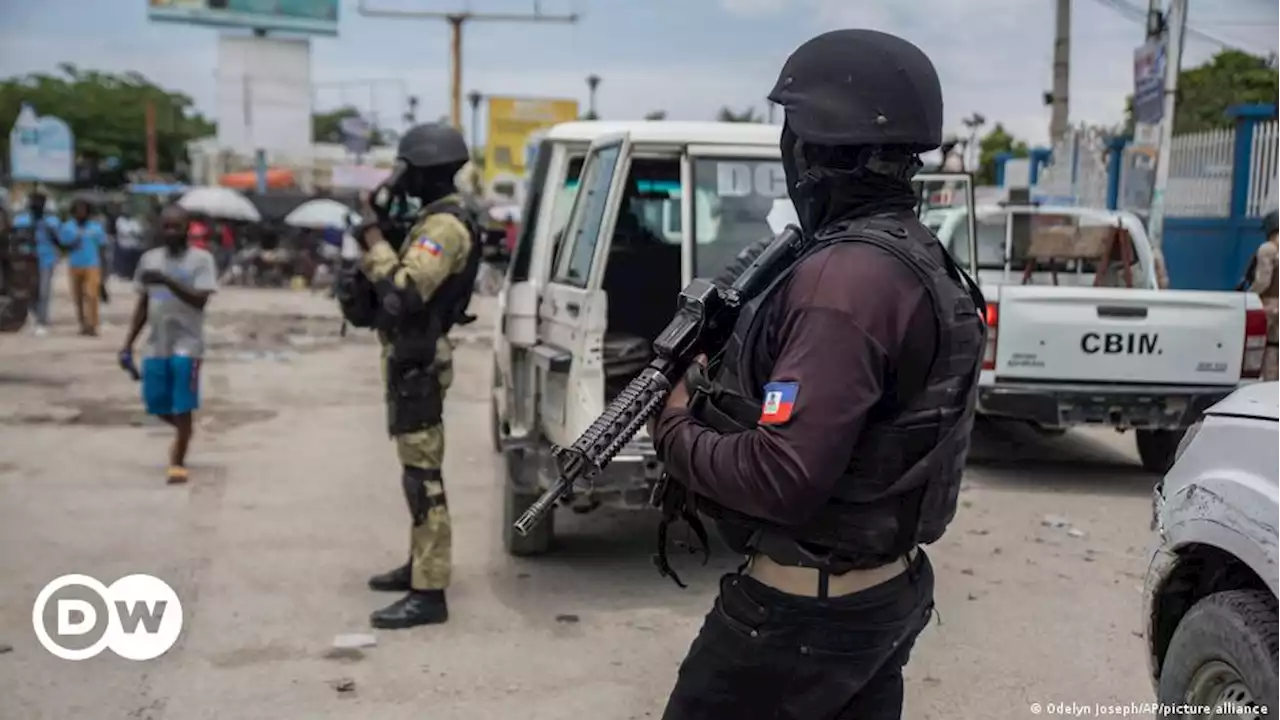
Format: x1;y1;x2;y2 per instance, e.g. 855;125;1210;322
1031;127;1110;207
1246;119;1278;216
1165;128;1234;217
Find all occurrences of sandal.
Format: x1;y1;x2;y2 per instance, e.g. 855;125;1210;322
166;466;189;484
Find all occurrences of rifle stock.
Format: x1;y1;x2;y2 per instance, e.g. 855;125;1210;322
512;226;803;537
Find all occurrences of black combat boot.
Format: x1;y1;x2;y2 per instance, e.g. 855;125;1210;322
367;563;412;592
369;590;448;629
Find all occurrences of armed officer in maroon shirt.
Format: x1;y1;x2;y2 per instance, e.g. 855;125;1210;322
652;30;987;720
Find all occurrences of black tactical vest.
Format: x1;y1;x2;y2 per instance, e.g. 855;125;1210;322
690;212;987;572
421;195;485;336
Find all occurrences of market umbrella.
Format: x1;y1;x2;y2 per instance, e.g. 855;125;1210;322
177;187;261;222
284;198;361;230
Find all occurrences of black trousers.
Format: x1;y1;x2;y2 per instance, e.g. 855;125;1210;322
662;551;935;720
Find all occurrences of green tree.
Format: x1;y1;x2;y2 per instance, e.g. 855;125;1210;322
311;106;390;146
976;123;1029;185
1125;50;1279;133
717;106;762;123
0;64;214;186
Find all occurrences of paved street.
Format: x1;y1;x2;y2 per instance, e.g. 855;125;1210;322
1;281;1162;719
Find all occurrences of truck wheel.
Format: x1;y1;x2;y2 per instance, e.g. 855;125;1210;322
501;450;553;557
1136;429;1186;473
1157;590;1278;715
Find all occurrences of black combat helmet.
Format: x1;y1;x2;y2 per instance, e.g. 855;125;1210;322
1263;209;1279;237
768;29;944;152
397;123;470;169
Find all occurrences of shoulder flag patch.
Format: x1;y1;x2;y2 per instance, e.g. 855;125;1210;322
759;382;799;425
414;236;443;256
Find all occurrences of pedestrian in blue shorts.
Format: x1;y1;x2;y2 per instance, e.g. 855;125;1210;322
120;205;218;484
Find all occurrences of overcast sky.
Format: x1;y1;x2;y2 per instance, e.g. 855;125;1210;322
0;0;1276;147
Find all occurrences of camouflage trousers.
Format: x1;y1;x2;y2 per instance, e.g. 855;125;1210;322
388;361;454;591
1259;295;1280;381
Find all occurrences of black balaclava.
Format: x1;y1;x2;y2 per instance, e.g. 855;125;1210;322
403;163;462;205
781;119;922;237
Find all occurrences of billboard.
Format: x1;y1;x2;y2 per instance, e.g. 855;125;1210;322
1133;40;1166;125
484;97;579;188
215;36;313;155
148;0;339;37
9;104;75;184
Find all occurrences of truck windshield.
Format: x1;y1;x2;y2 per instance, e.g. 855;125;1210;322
690;157;787;278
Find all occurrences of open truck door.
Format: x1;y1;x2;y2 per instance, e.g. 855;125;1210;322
533;132;635;450
913;171;980;279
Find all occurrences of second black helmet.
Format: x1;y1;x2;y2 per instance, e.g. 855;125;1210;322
397;123;470;169
768;29;944;152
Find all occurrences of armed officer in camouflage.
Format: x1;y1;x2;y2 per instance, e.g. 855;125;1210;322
651;31;986;719
339;123;484;630
1251;210;1279;380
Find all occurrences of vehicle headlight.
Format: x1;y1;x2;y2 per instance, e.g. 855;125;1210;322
1172;420;1203;468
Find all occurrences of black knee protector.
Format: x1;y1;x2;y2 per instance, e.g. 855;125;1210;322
387;366;444;435
401;466;444;526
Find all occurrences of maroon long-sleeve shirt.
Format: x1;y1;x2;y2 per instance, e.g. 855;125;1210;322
653;240;940;527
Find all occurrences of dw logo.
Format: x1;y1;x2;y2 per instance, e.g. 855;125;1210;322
32;574;183;661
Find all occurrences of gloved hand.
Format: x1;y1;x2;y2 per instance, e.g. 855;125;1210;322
118;348;140;382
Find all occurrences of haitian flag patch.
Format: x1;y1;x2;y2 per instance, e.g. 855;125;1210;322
414;236;443;256
759;382;799;425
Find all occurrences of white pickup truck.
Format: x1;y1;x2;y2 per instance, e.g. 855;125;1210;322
924;203;1269;472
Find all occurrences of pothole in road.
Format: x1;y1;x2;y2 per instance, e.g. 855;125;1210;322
0;397;277;432
0;373;71;389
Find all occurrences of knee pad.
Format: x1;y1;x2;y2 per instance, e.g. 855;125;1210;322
401;466;444;526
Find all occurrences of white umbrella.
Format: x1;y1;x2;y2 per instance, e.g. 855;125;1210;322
178;187;261;222
285;198;361;230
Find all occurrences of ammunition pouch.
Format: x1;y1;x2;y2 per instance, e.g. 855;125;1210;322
387;362;444;435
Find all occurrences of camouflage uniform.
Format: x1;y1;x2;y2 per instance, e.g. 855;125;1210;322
1249;239;1278;381
362;196;473;591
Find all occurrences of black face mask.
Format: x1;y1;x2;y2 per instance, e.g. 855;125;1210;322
781;122;824;236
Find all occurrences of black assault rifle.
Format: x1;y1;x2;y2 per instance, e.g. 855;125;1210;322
511;226;806;567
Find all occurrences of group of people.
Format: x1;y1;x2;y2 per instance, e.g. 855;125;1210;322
12;191;117;336
328;28;983;720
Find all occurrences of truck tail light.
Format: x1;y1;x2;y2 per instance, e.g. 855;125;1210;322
1242;308;1267;379
983;302;999;371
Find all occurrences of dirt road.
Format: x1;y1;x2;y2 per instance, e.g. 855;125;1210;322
0;281;1162;719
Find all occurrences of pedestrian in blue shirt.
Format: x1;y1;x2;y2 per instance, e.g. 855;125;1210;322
60;199;108;336
12;191;63;335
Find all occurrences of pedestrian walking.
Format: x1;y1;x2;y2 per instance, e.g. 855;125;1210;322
120;205;219;484
60;199;108;336
651;30;986;720
1250;210;1278;380
13;190;62;335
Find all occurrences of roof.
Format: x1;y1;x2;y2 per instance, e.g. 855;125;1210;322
543;121;782;146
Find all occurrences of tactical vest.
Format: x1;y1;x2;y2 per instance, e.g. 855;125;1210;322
690;212;987;573
338;195;484;338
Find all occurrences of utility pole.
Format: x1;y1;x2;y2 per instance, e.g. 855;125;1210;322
585;74;601;119
1147;0;1187;253
145;102;159;176
467;90;483;150
962;113;986;172
1047;0;1071;142
358;2;579;129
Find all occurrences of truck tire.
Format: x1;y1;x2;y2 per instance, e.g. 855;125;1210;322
1136;429;1185;474
501;449;553;556
1157;590;1278;715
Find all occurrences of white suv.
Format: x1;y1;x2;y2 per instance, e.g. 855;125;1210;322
1144;381;1278;715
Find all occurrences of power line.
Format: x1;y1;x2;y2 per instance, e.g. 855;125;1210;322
1088;0;1270;55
